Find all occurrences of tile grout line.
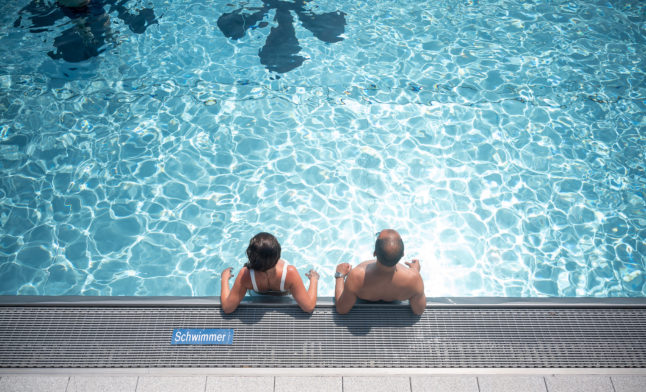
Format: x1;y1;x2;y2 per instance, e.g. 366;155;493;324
609;376;617;392
341;376;344;392
409;376;413;392
273;376;276;392
64;376;70;392
203;376;208;392
543;376;549;392
135;376;140;392
476;376;481;392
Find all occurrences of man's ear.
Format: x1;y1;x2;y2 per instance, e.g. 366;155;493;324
373;251;376;257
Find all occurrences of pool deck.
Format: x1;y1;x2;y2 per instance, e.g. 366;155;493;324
1;371;646;392
1;297;645;391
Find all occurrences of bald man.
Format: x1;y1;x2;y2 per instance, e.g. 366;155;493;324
334;229;426;315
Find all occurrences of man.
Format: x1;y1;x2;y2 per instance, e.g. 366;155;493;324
335;229;426;315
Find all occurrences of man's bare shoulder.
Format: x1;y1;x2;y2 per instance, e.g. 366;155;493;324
347;260;374;277
344;262;370;291
396;264;424;293
399;264;422;279
355;260;375;269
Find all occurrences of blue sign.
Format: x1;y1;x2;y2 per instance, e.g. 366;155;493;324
171;329;234;345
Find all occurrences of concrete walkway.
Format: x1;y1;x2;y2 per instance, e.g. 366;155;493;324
0;373;645;392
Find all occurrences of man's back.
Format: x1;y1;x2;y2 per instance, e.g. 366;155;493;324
335;229;426;315
346;260;422;302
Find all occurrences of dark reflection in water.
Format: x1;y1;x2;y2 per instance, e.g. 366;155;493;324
218;0;346;74
14;0;157;63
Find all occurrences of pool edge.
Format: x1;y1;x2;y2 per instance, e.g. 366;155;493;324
1;295;646;308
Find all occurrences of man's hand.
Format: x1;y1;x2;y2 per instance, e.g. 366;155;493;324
336;263;352;277
335;263;356;314
221;267;234;281
405;259;421;272
306;270;319;281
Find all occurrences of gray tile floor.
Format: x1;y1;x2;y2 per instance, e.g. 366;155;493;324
0;375;645;392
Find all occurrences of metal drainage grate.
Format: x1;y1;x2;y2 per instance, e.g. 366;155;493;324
1;305;645;368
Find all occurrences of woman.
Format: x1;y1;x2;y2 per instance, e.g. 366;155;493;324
221;232;319;313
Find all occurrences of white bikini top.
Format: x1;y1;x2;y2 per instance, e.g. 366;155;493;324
250;260;289;293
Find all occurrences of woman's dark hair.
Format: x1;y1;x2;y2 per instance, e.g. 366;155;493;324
245;232;281;272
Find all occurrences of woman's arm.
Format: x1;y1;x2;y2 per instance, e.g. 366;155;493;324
220;267;248;314
286;266;318;313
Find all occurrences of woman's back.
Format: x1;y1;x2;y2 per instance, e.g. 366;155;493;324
248;259;289;295
220;232;319;313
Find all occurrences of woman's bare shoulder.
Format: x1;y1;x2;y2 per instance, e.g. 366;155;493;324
237;266;252;287
284;263;303;281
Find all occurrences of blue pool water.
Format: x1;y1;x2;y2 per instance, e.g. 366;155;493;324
0;0;644;297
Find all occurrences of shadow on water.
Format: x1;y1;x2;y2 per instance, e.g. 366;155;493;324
13;0;157;63
217;0;345;74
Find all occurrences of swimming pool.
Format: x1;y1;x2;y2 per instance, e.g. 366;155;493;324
0;0;644;297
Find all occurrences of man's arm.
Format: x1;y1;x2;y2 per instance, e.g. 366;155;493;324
409;289;426;315
334;263;357;314
405;259;426;315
